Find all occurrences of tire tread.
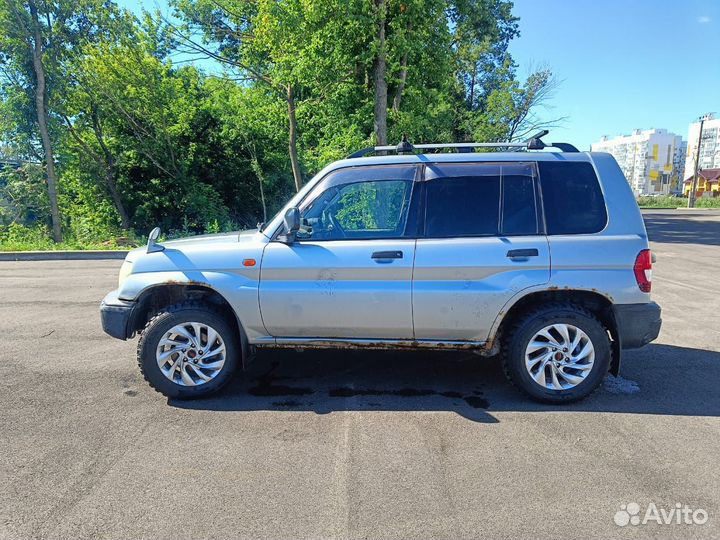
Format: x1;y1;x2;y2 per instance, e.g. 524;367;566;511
136;301;236;398
500;302;609;403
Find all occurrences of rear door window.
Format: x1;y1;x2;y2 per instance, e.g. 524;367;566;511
538;161;608;234
423;162;538;237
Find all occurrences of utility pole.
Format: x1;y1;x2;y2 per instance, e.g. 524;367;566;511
688;113;713;207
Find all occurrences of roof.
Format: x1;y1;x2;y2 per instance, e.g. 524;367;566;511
683;168;720;183
328;150;596;171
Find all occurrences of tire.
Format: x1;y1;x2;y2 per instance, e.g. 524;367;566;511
137;302;240;399
501;303;610;404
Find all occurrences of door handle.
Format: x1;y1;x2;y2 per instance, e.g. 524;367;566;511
371;250;403;260
506;248;539;258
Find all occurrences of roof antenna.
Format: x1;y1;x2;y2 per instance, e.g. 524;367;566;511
396;134;414;155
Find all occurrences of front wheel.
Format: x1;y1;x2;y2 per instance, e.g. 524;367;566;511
137;303;239;398
502;304;611;403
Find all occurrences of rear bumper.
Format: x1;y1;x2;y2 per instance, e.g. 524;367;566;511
100;290;135;340
613;302;662;349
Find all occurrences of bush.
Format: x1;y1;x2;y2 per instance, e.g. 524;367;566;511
0;223;55;251
636;196;687;208
695;197;720;208
636;195;720;208
0;222;142;251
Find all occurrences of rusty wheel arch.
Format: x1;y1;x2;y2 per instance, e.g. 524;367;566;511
128;283;251;367
491;289;621;375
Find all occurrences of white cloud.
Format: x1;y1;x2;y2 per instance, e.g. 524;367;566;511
698;15;711;23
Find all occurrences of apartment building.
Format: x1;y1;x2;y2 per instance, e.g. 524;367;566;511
591;129;685;195
683;114;720;181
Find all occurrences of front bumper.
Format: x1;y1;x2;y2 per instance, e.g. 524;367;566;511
613;302;662;349
100;290;135;340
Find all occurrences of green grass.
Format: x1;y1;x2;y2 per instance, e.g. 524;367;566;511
0;223;141;252
0;240;135;252
637;196;720;209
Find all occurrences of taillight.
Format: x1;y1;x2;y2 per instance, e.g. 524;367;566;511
634;249;652;292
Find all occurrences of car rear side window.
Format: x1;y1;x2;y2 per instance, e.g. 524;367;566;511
423;162;537;237
538;161;607;235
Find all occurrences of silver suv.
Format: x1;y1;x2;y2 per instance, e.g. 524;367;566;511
100;134;661;403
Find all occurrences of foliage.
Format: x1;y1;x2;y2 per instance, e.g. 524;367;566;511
0;222;142;251
0;0;562;250
636;196;720;208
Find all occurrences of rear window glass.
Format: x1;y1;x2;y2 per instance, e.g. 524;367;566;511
538;161;607;235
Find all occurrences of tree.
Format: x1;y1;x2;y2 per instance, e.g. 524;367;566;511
0;0;64;240
0;0;565;248
0;0;126;241
169;0;361;192
372;0;388;145
465;62;565;142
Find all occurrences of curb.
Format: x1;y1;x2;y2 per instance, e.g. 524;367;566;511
0;250;129;261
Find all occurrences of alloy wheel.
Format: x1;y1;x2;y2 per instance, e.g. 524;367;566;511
524;323;595;390
156;322;226;386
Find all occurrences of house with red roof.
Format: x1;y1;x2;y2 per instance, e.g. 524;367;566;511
683;168;720;197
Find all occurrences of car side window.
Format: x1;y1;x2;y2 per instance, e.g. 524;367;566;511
538;161;607;234
423;162;538;237
298;177;414;241
501;164;538;235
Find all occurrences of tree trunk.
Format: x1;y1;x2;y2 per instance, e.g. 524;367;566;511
392;51;408;112
91;108;131;229
286;85;303;192
373;0;387;145
106;170;131;229
468;62;477;109
392;21;411;113
251;157;268;222
28;0;62;242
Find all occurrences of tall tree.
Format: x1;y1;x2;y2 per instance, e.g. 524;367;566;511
372;0;388;145
170;0;358;192
0;0;121;240
27;0;63;241
1;0;64;240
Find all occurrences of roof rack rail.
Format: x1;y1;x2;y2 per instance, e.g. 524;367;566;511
347;131;578;158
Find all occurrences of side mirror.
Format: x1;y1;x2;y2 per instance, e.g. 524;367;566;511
146;226;164;253
279;207;300;244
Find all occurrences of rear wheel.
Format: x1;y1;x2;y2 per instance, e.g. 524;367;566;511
137;303;239;398
502;304;610;403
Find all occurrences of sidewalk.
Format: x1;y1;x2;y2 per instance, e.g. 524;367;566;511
0;250;129;261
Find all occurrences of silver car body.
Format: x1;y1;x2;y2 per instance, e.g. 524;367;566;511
112;151;650;350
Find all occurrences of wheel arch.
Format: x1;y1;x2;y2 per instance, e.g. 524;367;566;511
489;288;621;375
128;283;251;363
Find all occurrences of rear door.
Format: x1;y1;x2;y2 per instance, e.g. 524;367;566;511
412;162;550;342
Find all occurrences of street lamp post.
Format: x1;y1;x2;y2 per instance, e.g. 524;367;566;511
688;113;714;208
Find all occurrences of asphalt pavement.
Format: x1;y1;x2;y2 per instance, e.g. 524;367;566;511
1;209;719;539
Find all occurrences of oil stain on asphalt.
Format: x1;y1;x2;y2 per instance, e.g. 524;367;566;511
246;361;490;409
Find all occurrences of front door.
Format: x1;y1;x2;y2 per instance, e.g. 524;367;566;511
259;165;419;339
412;162;550;342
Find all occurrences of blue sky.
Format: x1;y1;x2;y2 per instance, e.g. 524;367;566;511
119;0;719;150
508;0;720;149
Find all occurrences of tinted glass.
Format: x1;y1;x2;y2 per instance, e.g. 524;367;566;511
299;179;413;240
538;161;607;234
424;164;500;237
424;162;539;237
501;165;538;235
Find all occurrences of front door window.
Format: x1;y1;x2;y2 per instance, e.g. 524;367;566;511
298;179;413;241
